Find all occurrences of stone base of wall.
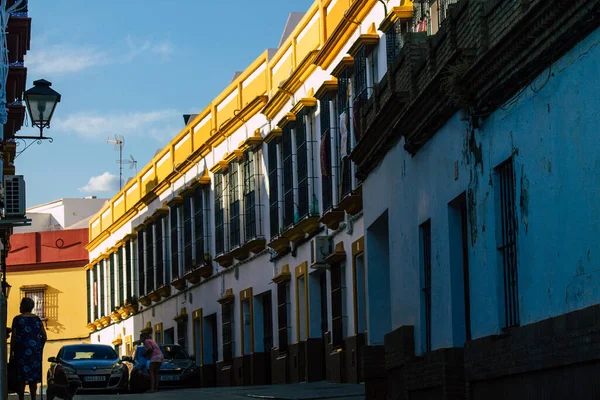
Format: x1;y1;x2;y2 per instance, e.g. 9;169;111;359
271;349;289;384
200;363;216;387
216;361;233;387
363;304;600;400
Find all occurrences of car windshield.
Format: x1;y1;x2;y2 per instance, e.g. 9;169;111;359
61;345;117;361
134;344;189;361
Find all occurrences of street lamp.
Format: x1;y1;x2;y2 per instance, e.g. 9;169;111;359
1;281;10;298
20;79;61;140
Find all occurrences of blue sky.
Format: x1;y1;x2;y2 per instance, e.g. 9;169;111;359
17;0;314;207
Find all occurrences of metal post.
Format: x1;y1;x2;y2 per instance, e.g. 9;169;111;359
0;292;7;400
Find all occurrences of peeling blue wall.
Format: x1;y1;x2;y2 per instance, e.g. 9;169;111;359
363;27;600;353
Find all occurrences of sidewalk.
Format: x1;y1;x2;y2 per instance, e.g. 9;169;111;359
69;381;365;400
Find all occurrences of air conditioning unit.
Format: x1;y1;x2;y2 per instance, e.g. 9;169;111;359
4;175;26;217
311;236;332;268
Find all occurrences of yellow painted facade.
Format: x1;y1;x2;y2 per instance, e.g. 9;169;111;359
86;0;379;253
7;266;90;377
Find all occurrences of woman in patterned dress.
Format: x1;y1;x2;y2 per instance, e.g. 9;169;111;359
143;339;164;393
11;297;47;400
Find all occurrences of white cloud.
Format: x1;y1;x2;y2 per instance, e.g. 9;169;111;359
79;172;120;193
53;109;181;139
26;45;108;74
26;35;175;75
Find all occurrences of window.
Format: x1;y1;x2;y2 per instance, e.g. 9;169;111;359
243;150;257;241
296;267;308;342
296;111;309;219
137;231;145;296
109;253;115;311
215;172;225;255
319;95;334;212
268;141;279;239
353;46;370;143
193;185;205;263
156;217;164;287
100;261;106;315
241;294;253;355
330;263;344;348
420;220;432;352
125;241;132;301
155;323;163;344
177;318;188;351
276;280;290;353
183;196;193;271
145;224;155;293
86;271;91;323
496;158;519;328
282;126;294;228
352;238;367;335
229;163;241;249
337;69;353;199
93;266;98;320
118;247;124;307
169;205;179;279
221;302;233;362
21;286;46;319
385;19;407;66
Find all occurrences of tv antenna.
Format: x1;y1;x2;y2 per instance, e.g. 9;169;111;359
106;134;125;190
121;154;138;175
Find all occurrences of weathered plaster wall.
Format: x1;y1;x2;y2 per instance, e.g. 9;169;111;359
363;27;600;354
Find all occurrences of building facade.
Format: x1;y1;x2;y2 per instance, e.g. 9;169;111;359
85;0;600;395
6;198;108;377
349;0;600;399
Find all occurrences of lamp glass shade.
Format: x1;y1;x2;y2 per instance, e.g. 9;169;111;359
24;79;61;128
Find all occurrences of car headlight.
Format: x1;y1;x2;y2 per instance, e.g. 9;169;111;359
111;364;126;374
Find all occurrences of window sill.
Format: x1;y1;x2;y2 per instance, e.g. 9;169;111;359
214;252;234;268
337;185;363;216
171;276;187;291
241;236;267;254
267;235;291;254
320;208;345;230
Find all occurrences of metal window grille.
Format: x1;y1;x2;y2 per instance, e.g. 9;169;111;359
354;46;368;101
330;263;343;348
92;268;98;320
229;163;241;249
438;0;459;27
319;96;334;212
183;196;193;271
177;318;188;351
194;186;205;263
99;262;105;314
137;233;145;296
268;141;279;239
496;158;519;328
170;206;179;279
222;302;234;362
145;225;154;294
86;271;91;323
22;289;46;318
296;111;309;219
243;150;257;241
277;281;289;354
125;241;132;300
282;126;295;228
109;254;116;311
336;69;353;199
156;217;164;287
386;19;406;66
214;172;225;255
118;247;124;307
421;220;432;352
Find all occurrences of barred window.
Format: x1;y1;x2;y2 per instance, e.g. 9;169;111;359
99;263;105;315
268;141;279;239
282;126;294;228
125;241;132;301
193;186;205;263
277;281;291;354
337;68;353;199
319;95;334;212
330;263;344;348
183;196;193;271
243;150;257;241
177;318;189;351
118;247;125;307
156;217;164;287
21;287;46;319
420;220;432;352
145;224;155;294
93;266;98;320
229;163;241;249
169;205;179;279
86;271;92;323
109;253;116;311
296;111;309;220
214;172;225;255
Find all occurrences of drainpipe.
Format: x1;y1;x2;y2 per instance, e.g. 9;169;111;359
0;292;6;400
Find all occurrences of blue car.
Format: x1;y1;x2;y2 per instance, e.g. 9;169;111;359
127;344;199;392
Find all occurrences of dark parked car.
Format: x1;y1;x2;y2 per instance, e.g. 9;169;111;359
127;344;199;392
48;344;129;393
